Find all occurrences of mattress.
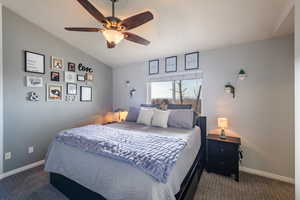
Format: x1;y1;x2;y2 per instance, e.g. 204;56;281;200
44;122;201;200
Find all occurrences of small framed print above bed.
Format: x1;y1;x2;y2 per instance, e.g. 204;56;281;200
25;51;45;74
80;86;92;102
149;59;159;75
165;56;177;73
185;52;199;70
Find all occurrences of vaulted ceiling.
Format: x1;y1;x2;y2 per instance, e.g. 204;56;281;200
0;0;294;68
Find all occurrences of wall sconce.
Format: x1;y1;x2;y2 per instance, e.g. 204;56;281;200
225;82;235;98
238;69;247;80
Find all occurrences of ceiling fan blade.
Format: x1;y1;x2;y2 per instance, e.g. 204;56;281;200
65;27;102;32
123;32;150;46
107;41;116;48
121;11;154;30
77;0;107;23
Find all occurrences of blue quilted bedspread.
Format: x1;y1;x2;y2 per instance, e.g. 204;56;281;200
55;125;187;183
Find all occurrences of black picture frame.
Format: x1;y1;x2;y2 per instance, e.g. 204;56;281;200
165;56;177;73
50;71;60;82
148;59;159;75
68;62;76;72
184;52;199;70
25;51;45;74
77;75;85;81
80;86;92;102
67;83;77;95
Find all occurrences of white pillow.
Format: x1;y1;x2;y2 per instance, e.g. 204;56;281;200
152;109;170;128
137;108;154;126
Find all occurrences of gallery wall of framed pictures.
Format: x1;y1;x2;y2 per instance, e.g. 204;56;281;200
148;51;200;76
24;50;95;103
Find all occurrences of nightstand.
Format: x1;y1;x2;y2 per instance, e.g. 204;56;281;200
206;134;241;181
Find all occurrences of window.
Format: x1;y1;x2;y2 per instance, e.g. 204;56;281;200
149;79;202;113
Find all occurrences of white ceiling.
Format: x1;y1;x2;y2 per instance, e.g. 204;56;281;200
0;0;294;68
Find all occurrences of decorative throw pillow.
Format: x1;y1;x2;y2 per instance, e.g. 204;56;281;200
168;109;194;129
152;109;170;128
126;107;140;122
137;108;154;126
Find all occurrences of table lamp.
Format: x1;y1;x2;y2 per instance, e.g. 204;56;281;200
218;118;228;139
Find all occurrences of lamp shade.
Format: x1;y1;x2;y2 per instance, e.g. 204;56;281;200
218;118;228;129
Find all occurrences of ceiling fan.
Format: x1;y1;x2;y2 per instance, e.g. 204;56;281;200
65;0;154;48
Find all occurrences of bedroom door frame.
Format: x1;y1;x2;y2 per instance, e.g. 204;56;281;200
0;3;4;175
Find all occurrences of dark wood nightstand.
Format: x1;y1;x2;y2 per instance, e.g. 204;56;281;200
206;134;241;181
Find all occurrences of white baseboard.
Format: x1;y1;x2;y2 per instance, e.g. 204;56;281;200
240;166;294;184
0;160;45;180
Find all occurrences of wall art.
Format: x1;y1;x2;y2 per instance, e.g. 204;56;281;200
80;86;92;102
27;91;40;102
47;84;63;101
149;59;159;75
26;76;43;87
67;83;77;95
78;63;93;73
77;74;85;81
68;62;76;72
165;56;177;73
25;51;45;74
85;72;93;81
185;52;199;70
51;56;64;70
64;72;76;83
50;71;60;82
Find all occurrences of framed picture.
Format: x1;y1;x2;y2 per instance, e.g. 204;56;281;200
185;52;199;70
77;75;85;81
67;83;77;95
85;73;93;81
25;51;45;74
26;76;43;87
64;72;76;83
47;84;63;101
80;86;92;102
68;62;76;72
50;71;60;82
149;59;159;75
165;56;177;73
51;56;64;70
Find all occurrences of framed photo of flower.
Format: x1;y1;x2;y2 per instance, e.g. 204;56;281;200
64;72;76;83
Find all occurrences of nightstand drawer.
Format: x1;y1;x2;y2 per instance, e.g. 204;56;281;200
207;158;235;175
207;140;238;158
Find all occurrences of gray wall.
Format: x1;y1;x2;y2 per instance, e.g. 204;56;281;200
295;0;299;197
113;36;294;179
3;8;113;172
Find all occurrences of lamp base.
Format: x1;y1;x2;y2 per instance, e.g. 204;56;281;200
220;129;227;139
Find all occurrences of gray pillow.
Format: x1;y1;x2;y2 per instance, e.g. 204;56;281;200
168;109;194;129
126;107;140;122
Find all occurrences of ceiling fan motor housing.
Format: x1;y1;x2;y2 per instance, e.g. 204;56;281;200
104;16;125;31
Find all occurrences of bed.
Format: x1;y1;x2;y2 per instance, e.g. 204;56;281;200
45;115;207;200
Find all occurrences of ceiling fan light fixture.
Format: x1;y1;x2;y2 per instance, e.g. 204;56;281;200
102;29;124;44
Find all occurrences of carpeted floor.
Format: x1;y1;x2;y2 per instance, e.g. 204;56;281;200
0;166;294;200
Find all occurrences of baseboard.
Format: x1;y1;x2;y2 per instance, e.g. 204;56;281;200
0;160;45;180
240;166;294;184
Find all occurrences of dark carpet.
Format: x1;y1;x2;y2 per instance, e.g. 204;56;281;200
0;166;294;200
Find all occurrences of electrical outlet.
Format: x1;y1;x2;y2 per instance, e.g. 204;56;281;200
5;152;11;160
28;146;34;154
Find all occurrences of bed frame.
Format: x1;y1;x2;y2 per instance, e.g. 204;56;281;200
50;116;207;200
